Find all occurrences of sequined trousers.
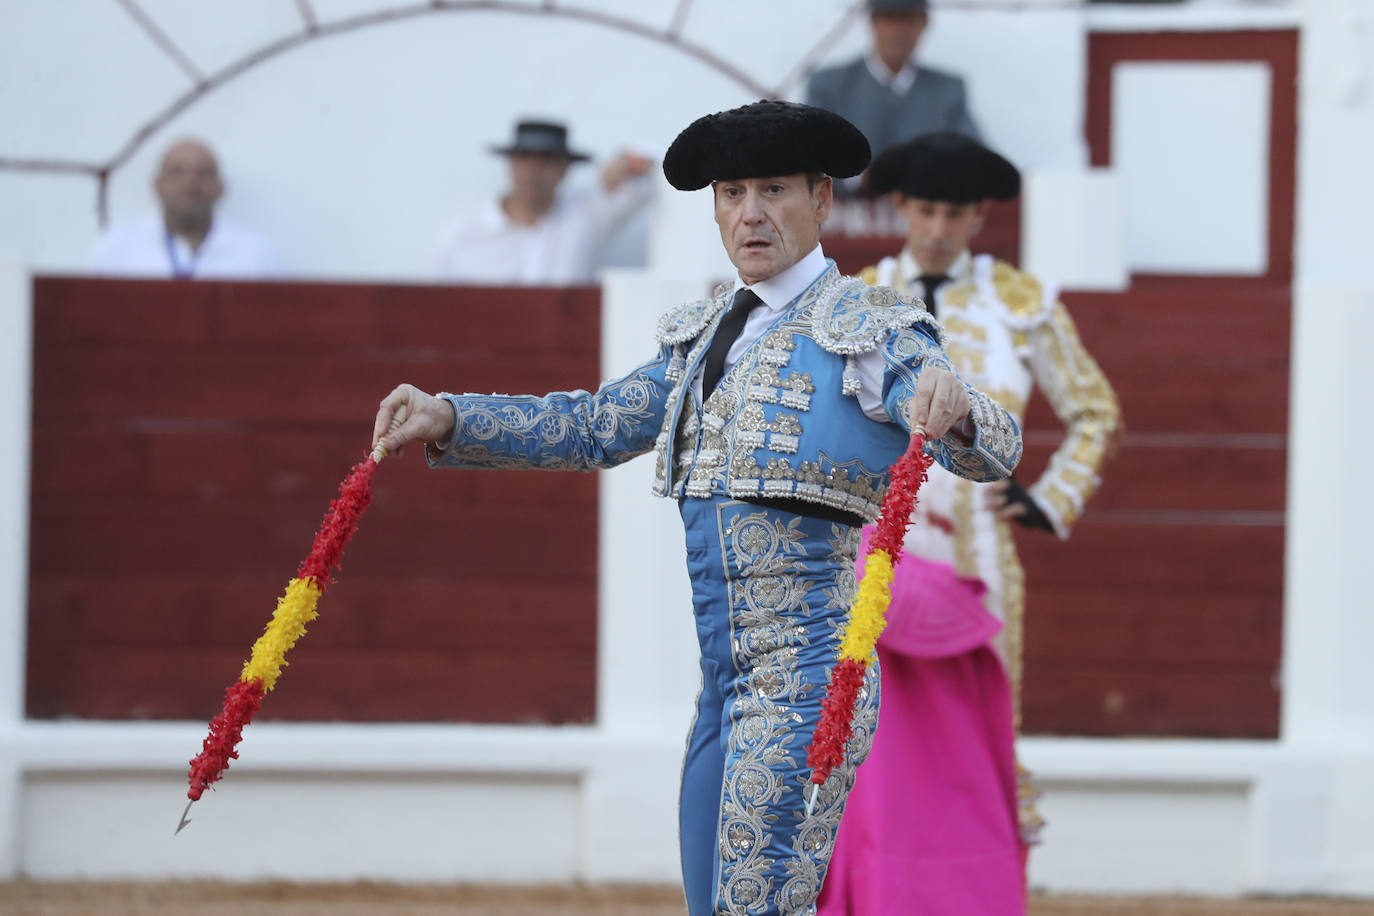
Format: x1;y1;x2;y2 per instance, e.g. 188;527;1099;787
677;497;880;916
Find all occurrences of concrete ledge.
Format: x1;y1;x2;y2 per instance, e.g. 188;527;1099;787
1;721;614;774
1022;736;1284;783
5;724;1373;896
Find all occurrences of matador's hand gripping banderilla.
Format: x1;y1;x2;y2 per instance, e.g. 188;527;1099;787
176;407;407;834
803;427;933;818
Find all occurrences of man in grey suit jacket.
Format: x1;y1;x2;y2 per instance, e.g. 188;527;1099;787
806;0;981;191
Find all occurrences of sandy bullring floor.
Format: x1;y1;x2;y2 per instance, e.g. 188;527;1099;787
3;883;1374;916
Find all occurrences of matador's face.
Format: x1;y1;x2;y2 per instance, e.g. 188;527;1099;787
898;197;984;275
712;174;832;286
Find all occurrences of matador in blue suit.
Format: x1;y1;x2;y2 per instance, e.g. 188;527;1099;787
372;101;1023;916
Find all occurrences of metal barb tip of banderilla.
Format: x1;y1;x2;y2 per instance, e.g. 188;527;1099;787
175;798;194;835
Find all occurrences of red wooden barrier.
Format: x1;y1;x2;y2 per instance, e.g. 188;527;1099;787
27;278;601;724
26;269;1288;738
1018;277;1288;738
819;207;1286;740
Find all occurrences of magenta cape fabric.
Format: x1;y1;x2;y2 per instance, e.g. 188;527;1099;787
873;544;999;659
817;544;1025;916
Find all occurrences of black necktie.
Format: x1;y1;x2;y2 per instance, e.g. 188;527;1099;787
702;288;764;400
917;274;950;317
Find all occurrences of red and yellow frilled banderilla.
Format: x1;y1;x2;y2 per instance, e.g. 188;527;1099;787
176;408;406;834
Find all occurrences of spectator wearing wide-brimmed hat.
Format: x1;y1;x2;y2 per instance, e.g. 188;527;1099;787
435;118;655;285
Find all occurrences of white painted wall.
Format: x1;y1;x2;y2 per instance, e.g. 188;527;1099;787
1280;0;1374;894
1022;169;1127;291
1113;61;1272;275
5;0;1374;901
0;0;1085;280
0;252;32;880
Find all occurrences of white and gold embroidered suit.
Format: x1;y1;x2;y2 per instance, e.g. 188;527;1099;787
861;249;1121;697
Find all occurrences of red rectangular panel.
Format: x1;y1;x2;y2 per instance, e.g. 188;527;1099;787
27;278;602;724
1023;665;1280;738
1012;276;1290;738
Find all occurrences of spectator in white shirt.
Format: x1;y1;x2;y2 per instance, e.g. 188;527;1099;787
435;120;655;285
90;138;281;280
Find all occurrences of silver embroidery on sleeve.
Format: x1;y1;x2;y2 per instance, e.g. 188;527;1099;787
440;367;663;471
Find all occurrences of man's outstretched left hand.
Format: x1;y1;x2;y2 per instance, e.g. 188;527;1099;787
372;384;457;458
906;367;974;443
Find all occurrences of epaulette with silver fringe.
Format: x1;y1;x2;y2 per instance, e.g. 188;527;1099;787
654;282;732;384
810;276;944;396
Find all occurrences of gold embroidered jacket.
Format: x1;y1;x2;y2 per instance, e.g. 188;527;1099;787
860;250;1121;702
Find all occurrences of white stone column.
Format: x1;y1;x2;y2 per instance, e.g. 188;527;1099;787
587;262;723;882
1275;0;1374;895
1279;281;1374;894
0;252;32;878
595;268;710;743
1284;289;1374;747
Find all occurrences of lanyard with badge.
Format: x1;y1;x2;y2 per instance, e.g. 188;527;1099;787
164;232;203;279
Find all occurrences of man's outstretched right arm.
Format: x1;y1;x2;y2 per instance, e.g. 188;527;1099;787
372;350;676;472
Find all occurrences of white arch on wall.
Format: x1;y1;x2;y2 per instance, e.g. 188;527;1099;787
0;0;869;224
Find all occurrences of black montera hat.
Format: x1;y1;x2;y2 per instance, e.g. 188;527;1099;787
662;100;870;192
868;132;1021;203
490;120;591;161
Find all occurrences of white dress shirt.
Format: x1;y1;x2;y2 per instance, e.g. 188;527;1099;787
89;214;282;279
435;175;653;285
893;248;973;309
694;244;893;423
865;51;918;96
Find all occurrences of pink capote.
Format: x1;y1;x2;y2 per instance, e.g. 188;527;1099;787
816;537;1025;916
